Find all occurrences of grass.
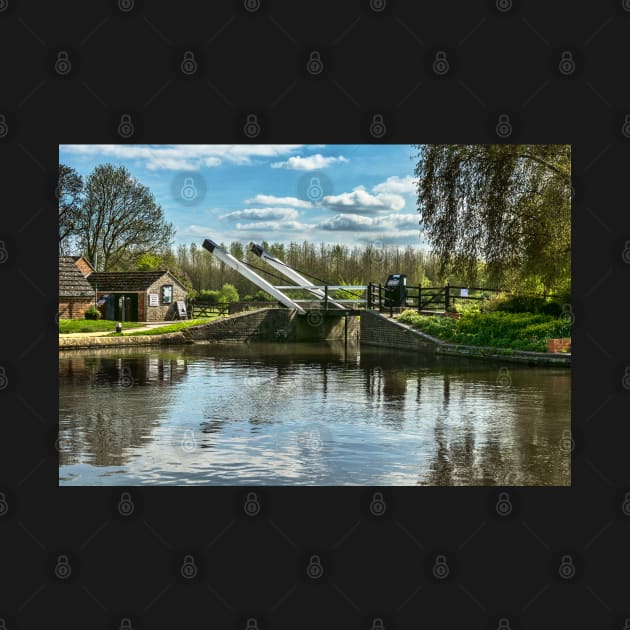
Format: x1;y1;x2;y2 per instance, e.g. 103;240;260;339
59;319;121;334
396;310;571;352
109;317;220;336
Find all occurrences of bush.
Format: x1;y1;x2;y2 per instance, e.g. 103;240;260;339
219;283;239;303
397;309;571;352
84;307;101;320
483;293;567;317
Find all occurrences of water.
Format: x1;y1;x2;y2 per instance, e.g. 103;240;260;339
59;342;571;486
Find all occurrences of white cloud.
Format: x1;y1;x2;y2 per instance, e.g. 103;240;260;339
221;207;299;221
235;220;315;231
245;194;312;208
322;185;406;214
60;144;304;171
319;213;419;231
271;154;348;170
372;175;416;195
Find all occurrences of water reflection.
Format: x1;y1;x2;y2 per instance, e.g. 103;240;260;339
59;343;570;486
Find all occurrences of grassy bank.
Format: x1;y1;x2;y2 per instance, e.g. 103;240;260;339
59;319;120;334
396;310;571;352
109;317;219;336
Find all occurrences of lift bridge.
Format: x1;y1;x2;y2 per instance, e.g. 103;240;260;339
202;239;371;315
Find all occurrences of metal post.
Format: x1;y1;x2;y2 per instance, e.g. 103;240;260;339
324;285;328;310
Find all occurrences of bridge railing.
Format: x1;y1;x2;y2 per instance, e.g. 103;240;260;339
272;283;502;314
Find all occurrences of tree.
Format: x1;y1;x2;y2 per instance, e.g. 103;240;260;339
58;164;83;252
414;144;571;292
74;164;175;271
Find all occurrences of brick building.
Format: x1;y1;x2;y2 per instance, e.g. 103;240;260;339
58;256;96;319
87;270;188;322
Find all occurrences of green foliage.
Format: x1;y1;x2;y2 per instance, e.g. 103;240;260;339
116;317;219;336
59;319;118;333
219;283;239;303
397;309;571;352
193;283;239;304
84;307;101;320
72;163;175;271
483;293;566;317
414;144;571;292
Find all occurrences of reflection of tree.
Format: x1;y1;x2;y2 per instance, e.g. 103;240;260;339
418;370;571;485
59;353;187;466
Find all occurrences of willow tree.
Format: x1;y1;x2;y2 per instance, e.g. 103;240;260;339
414;144;571;293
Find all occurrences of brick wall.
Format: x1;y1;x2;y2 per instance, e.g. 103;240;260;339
185;308;360;343
360;310;441;353
59;298;95;320
144;274;188;321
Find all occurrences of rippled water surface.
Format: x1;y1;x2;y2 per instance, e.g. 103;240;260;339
59;342;570;486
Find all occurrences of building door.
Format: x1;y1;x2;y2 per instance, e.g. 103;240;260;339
115;294;138;321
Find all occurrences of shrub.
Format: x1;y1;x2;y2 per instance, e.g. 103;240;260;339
219;283;239;303
84;306;101;320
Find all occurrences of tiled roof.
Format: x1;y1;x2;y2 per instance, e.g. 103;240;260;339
87;270;178;292
59;256;95;297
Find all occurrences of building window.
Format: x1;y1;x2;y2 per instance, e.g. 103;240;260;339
161;284;173;304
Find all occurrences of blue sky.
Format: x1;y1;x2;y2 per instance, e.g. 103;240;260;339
59;144;424;248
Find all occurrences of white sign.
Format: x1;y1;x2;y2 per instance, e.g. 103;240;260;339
460;288;468;297
149;293;159;306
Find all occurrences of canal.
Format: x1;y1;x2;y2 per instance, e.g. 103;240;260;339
59;343;570;486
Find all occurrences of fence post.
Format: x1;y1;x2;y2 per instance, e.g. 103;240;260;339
324;285;328;310
367;282;372;310
445;283;450;312
378;284;383;312
417;285;421;313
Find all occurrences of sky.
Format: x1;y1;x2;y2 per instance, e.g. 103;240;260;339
58;144;425;249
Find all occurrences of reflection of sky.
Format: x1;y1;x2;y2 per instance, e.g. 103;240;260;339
59;348;570;486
